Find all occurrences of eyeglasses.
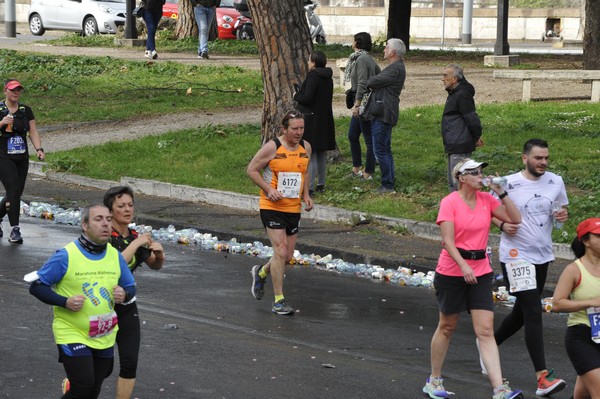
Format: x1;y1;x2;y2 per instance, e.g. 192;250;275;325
8;88;23;93
461;169;483;176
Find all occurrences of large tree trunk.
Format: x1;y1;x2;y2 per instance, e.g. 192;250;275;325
175;0;198;39
387;0;411;51
248;0;313;143
583;0;600;69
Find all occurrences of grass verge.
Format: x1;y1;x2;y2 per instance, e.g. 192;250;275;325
47;101;600;244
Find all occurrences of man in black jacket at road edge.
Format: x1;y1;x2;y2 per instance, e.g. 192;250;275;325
441;64;484;192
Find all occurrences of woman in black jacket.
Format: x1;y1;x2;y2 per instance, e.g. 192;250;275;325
293;51;336;194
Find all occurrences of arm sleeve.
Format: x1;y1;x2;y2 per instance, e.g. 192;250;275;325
36;249;69;286
354;58;371;101
118;254;137;289
366;65;396;90
456;92;482;140
29;280;68;307
293;74;318;106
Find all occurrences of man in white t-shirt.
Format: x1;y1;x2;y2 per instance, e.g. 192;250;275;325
491;138;568;397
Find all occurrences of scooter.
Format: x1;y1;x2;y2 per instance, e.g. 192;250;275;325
305;0;326;44
233;0;254;40
232;0;326;44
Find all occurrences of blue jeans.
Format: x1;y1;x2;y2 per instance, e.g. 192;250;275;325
194;6;216;54
143;8;163;51
347;116;375;174
371;120;395;189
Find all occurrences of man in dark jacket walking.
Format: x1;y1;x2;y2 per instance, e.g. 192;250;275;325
441;64;483;191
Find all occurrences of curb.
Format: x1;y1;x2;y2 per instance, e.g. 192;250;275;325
28;161;574;260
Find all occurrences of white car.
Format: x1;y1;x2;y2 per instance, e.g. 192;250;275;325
29;0;127;36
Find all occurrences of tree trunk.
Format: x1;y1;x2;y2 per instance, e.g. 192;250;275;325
387;0;412;51
175;0;198;39
248;0;313;143
583;0;600;69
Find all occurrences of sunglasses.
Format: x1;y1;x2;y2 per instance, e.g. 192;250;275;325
8;87;24;93
462;169;483;176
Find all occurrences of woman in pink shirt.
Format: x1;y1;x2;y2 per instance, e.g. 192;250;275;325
423;159;523;399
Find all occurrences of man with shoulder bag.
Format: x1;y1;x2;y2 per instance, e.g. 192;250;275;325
363;38;406;194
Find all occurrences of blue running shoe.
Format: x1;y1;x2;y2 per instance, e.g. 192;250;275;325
422;377;449;399
251;265;266;300
272;299;294;315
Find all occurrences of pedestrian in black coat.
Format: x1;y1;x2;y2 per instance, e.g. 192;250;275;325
293;51;336;193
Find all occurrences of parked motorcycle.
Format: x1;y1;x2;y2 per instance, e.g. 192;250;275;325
232;0;326;44
233;0;254;40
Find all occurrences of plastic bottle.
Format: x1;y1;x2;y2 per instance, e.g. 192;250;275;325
552;204;564;229
482;176;508;187
5;114;13;133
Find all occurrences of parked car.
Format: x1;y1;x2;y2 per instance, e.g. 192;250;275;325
163;0;178;19
162;0;243;40
28;0;127;36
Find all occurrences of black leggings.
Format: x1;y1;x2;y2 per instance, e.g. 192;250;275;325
0;157;28;226
115;301;141;379
495;261;549;372
58;346;114;399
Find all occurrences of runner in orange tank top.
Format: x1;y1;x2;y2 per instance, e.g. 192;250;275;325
246;111;313;315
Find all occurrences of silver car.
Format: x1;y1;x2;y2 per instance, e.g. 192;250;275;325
29;0;127;36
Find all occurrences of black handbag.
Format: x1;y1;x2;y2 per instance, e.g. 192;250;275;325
345;89;356;109
133;1;145;17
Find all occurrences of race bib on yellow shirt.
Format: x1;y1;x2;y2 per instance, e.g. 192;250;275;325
89;312;118;338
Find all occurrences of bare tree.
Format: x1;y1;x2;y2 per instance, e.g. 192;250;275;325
583;0;600;69
248;0;313;143
175;0;197;38
387;0;412;51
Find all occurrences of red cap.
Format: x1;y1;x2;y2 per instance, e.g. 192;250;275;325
4;80;23;91
576;218;600;239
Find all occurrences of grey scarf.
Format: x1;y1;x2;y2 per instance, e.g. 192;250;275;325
343;49;367;84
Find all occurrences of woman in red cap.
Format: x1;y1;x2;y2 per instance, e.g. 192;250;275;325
553;217;600;399
0;79;44;244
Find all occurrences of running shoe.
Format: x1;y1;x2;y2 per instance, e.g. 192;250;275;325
151;50;158;59
492;382;523;399
144;50;151;58
536;369;566;396
8;226;23;244
251;265;266;300
62;378;70;394
422;377;449;399
272;299;294;315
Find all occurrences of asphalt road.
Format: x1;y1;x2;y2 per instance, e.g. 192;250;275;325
0;216;577;399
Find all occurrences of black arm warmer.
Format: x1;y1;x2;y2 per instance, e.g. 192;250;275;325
123;285;136;303
29;281;68;308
